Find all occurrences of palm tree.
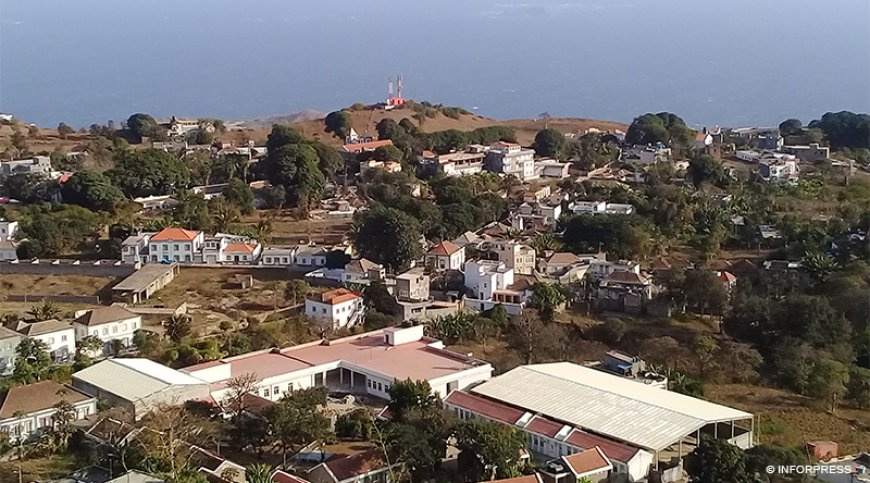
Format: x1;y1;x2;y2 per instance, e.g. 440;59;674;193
245;463;273;483
109;339;125;357
802;251;839;284
27;300;60;321
256;217;274;245
529;233;562;253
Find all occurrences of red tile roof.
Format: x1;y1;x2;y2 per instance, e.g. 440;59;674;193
151;227;201;242
488;475;541;483
323;449;387;481
271;470;310;483
342;140;394;154
225;242;257;254
526;416;563;438
718;271;737;283
429;240;462;256
312;288;361;305
565;430;638;463
445;390;524;425
562;447;611;476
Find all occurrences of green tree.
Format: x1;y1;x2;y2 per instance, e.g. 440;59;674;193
284;280;310;306
387;379;440;423
625;112;693;146
527;282;566;322
533;128;566;158
27;299;61;321
18;204;102;257
745;444;809;483
172;192;211;231
847;366;870;409
0;173;53;203
354;207;424;272
806;358;850;412
108;149;190;197
265;143;325;214
561;213;653;260
685;437;751;483
325;110;352;138
688;154;727;188
57;122;75;139
455;419;528;481
126;113;161;140
61;171;126;212
778;119;803;137
209;197;240;233
262;185;287;209
683;269;728;316
311;141;344;179
13;338;52;384
266;388;332;463
78;335;104;355
245;463;273;483
597;318;627;345
165;314;192;343
335;408;374;440
371;144;404;162
809;111;870;149
222;178;255;215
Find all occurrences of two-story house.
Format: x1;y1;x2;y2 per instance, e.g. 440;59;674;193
121;233;153;264
305;289;365;329
343;259;385;285
493;240;536;275
0;381;96;443
73;306;142;355
394;267;430;302
426;241;465;272
0;220;18;241
148;228;204;263
13;319;75;363
464;260;527;314
0;327;21;376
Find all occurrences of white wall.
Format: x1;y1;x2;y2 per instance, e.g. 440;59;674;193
0;399;96;442
30;328;75;362
74;316;141;354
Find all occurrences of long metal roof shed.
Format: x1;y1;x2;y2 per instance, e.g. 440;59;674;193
471;362;752;452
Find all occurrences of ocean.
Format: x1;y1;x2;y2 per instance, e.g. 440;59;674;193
1;0;868;128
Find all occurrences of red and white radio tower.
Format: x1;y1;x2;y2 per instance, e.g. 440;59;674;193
385;74;406;109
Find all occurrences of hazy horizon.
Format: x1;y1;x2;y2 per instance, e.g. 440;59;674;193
1;0;868;128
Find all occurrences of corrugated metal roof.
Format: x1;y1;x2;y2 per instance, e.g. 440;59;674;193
73;359;207;402
471;363;752;451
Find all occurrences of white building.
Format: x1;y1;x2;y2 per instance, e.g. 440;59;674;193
13;319;75;363
0;220;18;241
295;245;329;267
342;258;385;285
694;132;713;150
588;259;640;281
465;363;754;481
0;156;52;177
570;201;635;216
486;142;537;181
72;358;210;420
759;157;799;184
0;381;96;443
73;306;142;355
121;233;153;264
536;159;571;179
492;240;536;275
622;146;671;165
148;228;204;263
305;288;365;329
426;240;466;271
182;325;493;404
260;247;297;266
463;260;530;315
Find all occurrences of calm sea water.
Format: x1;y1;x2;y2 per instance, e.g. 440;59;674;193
1;0;868;128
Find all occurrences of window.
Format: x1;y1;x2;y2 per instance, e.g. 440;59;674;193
163;244;168;250
122;324;127;331
263;387;271;398
174;244;179;250
151;255;158;262
48;337;54;344
287;383;294;392
112;326;118;334
273;385;280;394
185;255;191;262
102;328;108;336
265;257;272;263
92;330;98;336
61;335;67;342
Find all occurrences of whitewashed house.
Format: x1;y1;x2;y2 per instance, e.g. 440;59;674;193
0;240;17;261
426;241;466;272
260;247;297;266
305;289;365;329
121;233;153;264
0;381;96;442
295;245;329;267
14;319;75;363
73;306;142;355
148;228;204;263
464;260;529;315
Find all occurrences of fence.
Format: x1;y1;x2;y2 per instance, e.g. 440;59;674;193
0;260;137;278
5;294;102;304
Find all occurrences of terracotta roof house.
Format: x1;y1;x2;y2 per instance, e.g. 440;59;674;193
307;449;400;483
541;447;613;483
305;289;365;329
150;228;202;242
0;380;96;442
341;139;394;154
427;240;465;271
271;470;310;483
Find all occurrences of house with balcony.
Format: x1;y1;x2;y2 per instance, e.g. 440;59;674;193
73;306;142;355
121;233;153;264
0;381;96;443
491;240;536;275
148;228;204;263
464;260;531;315
758;157;799;184
14;319;75;363
426;241;465;272
486;142;537;181
419;146;488;177
305;289;365;330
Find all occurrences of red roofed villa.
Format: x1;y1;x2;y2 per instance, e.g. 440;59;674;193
426;240;466;271
305;289;365;329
